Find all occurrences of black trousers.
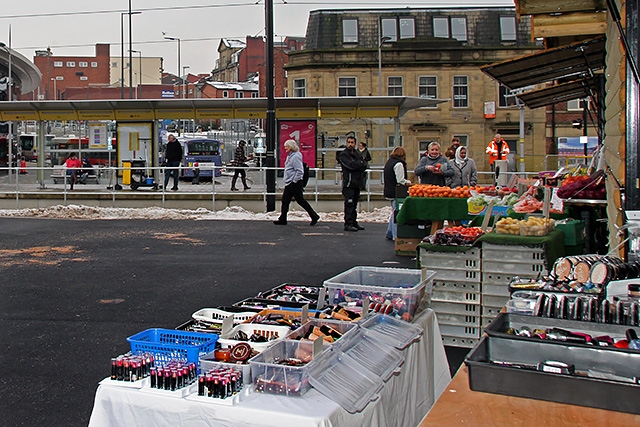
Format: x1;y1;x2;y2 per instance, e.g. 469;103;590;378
279;181;317;220
342;187;360;227
231;168;248;189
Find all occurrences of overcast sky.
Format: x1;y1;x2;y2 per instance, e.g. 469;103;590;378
1;1;515;78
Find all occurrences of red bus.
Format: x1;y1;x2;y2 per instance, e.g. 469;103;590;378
49;136;116;166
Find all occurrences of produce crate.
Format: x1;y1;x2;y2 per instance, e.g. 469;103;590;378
483;271;533;287
442;334;479;349
482;294;510;310
482;259;546;276
127;328;219;365
481;305;505;318
481;283;510;297
482;243;546;263
218;324;291;352
555;220;586;245
429;268;481;283
419;247;481;271
249;340;318;397
436;312;481;328
439;324;481;340
465;334;640;414
324;266;435;322
430;301;481;316
432;289;481;304
432;279;481;294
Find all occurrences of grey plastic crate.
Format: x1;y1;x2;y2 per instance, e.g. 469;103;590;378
431;301;481;316
427;267;481;283
482;243;545;263
439;324;481;339
442;334;479;349
420;248;481;271
433;280;481;294
432;289;481;304
435;312;481;328
481;305;505;318
481;283;510;297
481;316;496;330
482;294;510;308
482;259;547;276
482;271;538;286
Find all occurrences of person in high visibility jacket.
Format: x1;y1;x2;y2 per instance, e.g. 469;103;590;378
486;134;510;171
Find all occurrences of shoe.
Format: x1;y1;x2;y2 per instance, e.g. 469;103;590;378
386;236;393;241
171;187;178;191
231;187;239;191
355;224;365;230
273;220;287;225
344;225;359;232
310;215;319;226
244;187;251;190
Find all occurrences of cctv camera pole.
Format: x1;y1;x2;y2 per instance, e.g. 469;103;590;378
265;0;276;211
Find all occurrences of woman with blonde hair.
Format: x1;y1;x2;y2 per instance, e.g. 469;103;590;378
273;139;320;226
383;146;411;240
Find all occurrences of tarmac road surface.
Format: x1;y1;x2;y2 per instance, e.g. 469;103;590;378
0;216;414;426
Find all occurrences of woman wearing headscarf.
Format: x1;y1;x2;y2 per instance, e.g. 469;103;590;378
447;146;478;188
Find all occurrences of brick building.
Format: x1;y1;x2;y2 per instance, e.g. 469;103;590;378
286;7;549;172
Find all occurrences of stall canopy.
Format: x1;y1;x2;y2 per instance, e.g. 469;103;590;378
481;36;605;109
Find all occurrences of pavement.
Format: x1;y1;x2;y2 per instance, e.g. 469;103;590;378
0;216;476;427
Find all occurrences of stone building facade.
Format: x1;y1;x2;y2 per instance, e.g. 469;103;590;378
286;7;548;174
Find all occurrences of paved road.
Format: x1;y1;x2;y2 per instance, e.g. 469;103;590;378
0;217;416;426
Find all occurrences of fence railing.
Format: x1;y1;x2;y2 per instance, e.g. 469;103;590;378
0;163;545;211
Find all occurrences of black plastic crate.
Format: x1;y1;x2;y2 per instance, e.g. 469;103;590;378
465;335;640;414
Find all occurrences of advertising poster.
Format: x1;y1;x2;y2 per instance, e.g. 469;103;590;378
89;123;108;149
116;122;154;172
278;120;317;167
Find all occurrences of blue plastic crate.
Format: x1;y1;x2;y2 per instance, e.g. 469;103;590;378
127;328;218;365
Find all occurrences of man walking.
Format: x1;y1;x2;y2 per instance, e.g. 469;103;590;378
338;135;367;232
163;134;183;191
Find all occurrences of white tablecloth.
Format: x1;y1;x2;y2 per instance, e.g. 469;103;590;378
88;309;451;427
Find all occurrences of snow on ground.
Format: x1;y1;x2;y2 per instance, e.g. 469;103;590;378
0;205;393;223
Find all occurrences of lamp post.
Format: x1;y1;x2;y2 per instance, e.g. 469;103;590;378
377;32;391;148
182;65;190;99
129;49;142;98
51;78;56;100
121;10;141;99
164;36;181;91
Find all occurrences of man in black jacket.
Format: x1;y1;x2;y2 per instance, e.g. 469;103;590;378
163;134;183;191
338;135;366;232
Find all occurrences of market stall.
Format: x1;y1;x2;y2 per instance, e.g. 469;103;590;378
88;267;451;427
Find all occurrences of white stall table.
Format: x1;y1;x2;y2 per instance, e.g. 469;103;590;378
88;309;451;427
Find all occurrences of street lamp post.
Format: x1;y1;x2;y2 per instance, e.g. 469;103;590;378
182;66;190;99
164;36;181;91
377;32;392;148
129;50;142;98
121;10;141;99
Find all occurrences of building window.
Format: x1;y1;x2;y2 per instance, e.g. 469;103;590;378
387;76;403;96
500;16;517;41
338;77;357;97
452;135;469;146
451;17;468;41
251;92;259;98
433;17;449;38
419;76;438;100
66;61;76;67
381;18;397;41
235;92;244;98
222;90;229;98
343;19;358;43
79;61;88;68
91;62;98;67
389;135;404;147
53;61;63;67
453;75;468;108
293;78;306;97
399;18;415;39
499;84;518;107
567;98;589;111
111;61;118;68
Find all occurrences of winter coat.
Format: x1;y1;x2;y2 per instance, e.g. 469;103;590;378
165;139;183;162
338;148;366;189
414;154;453;186
383;156;409;199
447;159;478;188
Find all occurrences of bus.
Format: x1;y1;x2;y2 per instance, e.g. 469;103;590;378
18;133;55;162
180;138;222;180
48;135;117;166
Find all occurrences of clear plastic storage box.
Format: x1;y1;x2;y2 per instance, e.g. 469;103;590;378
286;318;358;344
323;266;435;321
248;340;319;397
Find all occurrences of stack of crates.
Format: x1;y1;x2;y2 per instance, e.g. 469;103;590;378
420;247;482;348
481;243;548;329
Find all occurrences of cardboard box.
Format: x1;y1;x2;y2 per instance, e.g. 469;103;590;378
394;237;422;256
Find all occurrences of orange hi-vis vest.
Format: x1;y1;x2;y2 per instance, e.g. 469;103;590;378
486;139;510;165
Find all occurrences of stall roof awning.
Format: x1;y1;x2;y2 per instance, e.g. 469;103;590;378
0;96;448;121
481;37;605;90
517;79;598;109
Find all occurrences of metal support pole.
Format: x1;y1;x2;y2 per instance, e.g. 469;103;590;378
519;102;525;173
128;0;133;99
265;0;276;211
